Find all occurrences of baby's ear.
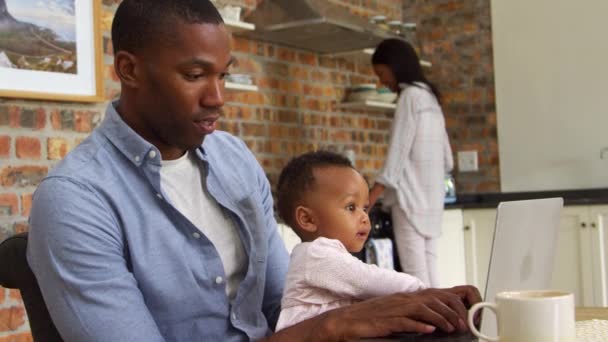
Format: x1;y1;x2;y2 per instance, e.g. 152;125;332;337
294;206;317;233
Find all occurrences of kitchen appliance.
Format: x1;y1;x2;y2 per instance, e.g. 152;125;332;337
444;173;456;204
238;0;402;54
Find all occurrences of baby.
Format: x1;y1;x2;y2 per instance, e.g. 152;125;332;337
275;150;426;331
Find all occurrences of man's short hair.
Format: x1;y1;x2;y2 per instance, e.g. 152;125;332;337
277;150;354;228
111;0;223;54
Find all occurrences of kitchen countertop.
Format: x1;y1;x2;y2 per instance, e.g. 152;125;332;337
445;188;608;209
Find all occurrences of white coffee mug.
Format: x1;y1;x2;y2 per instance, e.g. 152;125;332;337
467;290;575;342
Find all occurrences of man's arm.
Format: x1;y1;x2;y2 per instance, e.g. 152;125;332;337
27;177;165;341
244;142;289;328
261;286;482;341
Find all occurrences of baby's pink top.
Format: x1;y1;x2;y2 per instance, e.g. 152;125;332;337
275;237;426;331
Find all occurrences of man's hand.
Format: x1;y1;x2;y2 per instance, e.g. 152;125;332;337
262;285;482;342
321;285;482;341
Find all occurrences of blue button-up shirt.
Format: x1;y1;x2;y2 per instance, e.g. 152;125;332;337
27;103;289;341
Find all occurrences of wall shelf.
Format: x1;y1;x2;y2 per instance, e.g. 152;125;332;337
223;19;255;32
336;100;396;111
226;82;258;92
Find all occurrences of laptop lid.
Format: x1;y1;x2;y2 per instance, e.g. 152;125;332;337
480;197;563;336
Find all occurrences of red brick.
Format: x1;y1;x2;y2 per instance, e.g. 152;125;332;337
49;110;61;130
15;137;41;159
8;290;21;302
0;332;33;342
241;123;266;137
0;166;48;187
105;64;119;82
13;222;28;234
0;288;5;303
0;136;10;158
74;111;94;133
297;52;317;66
289;66;309;81
20;193;32;216
8;106;20;128
231;37;250;53
0;306;26;331
0;193;18;216
277;47;296;62
47;138;69;160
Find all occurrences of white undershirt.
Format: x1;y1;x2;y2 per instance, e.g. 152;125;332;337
160;151;246;300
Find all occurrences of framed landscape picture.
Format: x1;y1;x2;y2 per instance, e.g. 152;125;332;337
0;0;104;102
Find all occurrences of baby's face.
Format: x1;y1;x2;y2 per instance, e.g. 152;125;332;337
304;166;371;252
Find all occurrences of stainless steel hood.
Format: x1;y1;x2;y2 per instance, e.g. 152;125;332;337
239;0;400;54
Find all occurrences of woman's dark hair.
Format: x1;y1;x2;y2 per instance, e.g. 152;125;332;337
372;39;441;103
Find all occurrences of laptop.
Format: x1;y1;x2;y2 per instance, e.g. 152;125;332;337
479;197;563;337
361;197;564;341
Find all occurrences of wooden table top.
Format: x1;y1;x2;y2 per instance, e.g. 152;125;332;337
576;307;608;321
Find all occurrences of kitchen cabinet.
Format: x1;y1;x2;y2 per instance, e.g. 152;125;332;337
437;209;467;287
461;205;608;307
553;205;608;306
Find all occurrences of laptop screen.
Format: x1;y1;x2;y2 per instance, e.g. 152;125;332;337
480;198;563;336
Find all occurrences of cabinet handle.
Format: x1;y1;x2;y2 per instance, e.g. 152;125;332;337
464;226;470;231
581;222;587;228
591;222;597;228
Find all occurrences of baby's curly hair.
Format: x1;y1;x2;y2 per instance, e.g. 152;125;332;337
277;150;353;229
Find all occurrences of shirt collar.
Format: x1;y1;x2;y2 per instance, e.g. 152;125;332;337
99;101;160;167
99;101;208;166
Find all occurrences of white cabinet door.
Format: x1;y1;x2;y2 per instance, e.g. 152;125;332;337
462;209;497;291
437;209;467;287
550;205;607;307
591;205;608;306
551;206;589;306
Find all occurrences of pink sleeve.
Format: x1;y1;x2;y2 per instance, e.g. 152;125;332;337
303;238;426;300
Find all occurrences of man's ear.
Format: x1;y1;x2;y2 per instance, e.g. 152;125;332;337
294;206;317;233
114;51;139;88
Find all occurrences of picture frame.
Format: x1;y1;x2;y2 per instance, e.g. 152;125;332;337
0;0;104;102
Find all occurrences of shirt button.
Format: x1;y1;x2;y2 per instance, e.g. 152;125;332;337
215;276;223;285
148;150;157;159
192;232;201;239
134;155;141;163
156;193;162;199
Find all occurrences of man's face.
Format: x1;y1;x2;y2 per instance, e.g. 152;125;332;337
303;166;371;253
132;22;233;159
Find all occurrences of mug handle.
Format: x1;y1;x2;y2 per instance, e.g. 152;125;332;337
468;302;499;342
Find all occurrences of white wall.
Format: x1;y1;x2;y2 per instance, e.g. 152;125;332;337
491;0;608;192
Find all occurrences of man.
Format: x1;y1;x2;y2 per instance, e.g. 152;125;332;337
27;0;481;341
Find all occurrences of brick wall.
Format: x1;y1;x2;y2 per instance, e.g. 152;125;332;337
0;0;411;338
402;0;499;193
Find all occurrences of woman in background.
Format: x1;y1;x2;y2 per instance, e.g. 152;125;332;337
369;38;453;287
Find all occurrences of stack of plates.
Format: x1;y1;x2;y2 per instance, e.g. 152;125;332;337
345;84;397;103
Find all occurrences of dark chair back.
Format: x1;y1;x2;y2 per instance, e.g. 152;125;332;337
0;233;63;341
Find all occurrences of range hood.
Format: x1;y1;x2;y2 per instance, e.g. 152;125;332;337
239;0;400;54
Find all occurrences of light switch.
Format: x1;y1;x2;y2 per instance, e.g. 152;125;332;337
458;150;478;172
